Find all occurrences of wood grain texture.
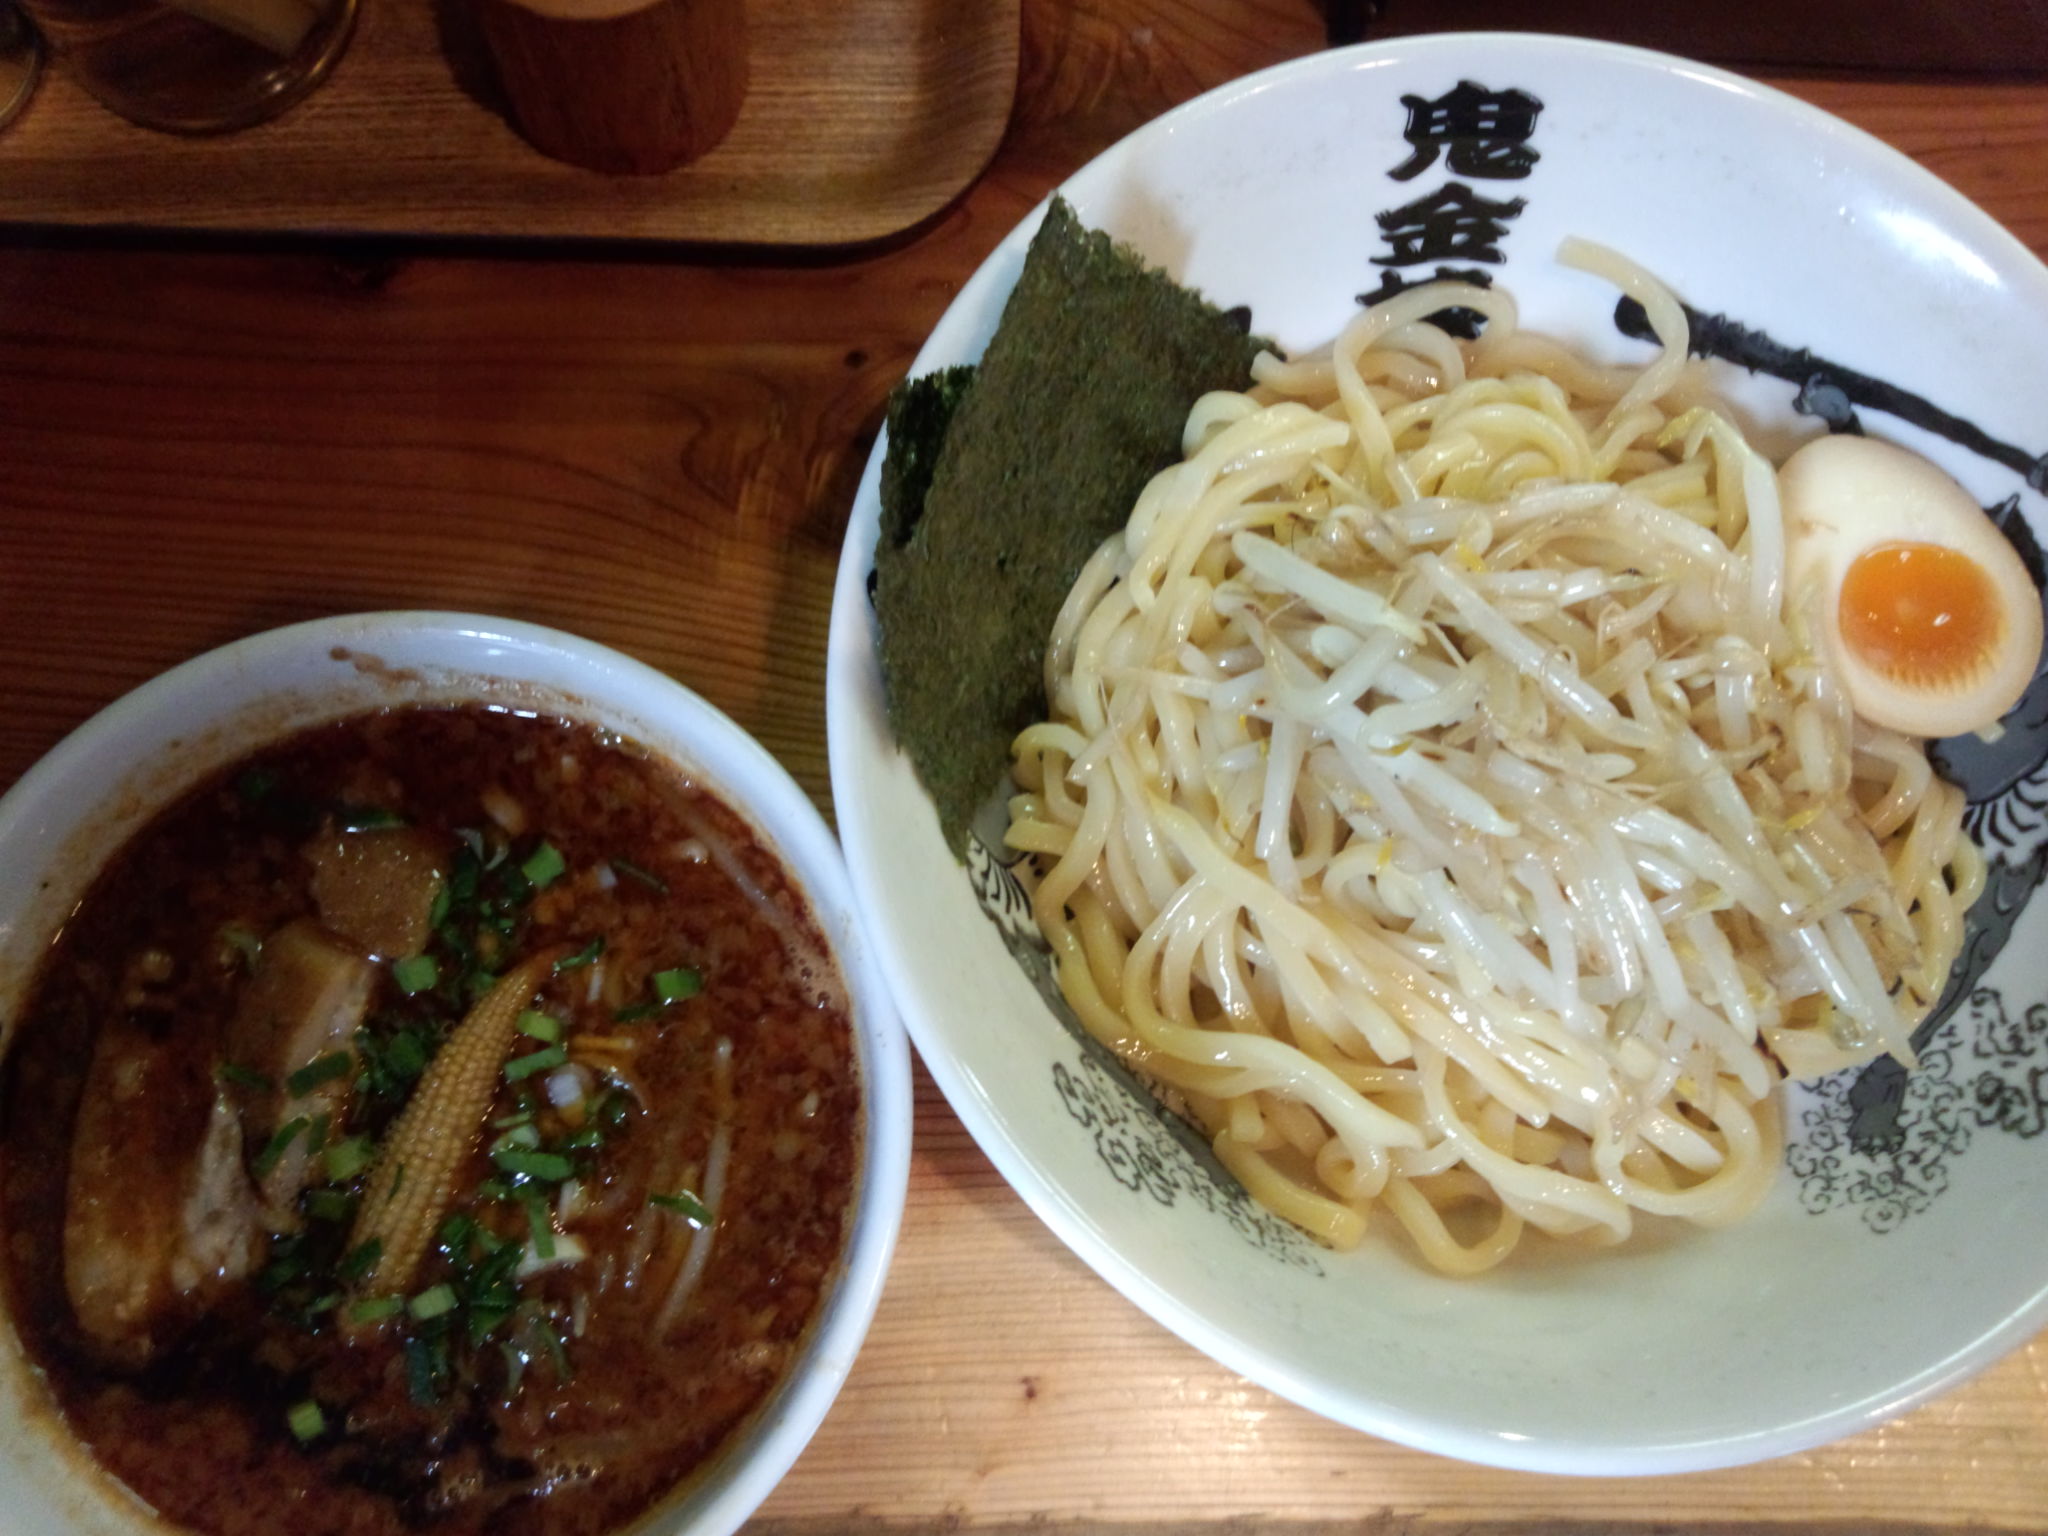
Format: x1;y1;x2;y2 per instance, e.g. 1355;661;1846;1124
0;0;1018;243
3;3;2048;1530
751;1064;2048;1529
472;0;748;175
0;241;929;805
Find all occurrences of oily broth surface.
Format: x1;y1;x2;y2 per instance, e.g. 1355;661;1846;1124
0;705;860;1536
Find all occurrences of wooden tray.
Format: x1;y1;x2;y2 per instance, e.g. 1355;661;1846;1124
0;0;1019;245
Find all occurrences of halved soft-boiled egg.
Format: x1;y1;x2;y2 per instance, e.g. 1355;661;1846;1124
1779;434;2043;738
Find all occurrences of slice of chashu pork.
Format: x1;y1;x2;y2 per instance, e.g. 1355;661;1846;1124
63;825;446;1365
65;921;375;1366
63;1034;266;1369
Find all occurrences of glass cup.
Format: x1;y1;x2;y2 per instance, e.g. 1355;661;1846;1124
0;0;43;129
19;0;356;134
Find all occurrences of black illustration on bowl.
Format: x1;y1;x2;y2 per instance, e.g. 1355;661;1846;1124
1643;296;2048;1207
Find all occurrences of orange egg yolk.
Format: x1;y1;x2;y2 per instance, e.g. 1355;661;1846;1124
1838;541;2002;688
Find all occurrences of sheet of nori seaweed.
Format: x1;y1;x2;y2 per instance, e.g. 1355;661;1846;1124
878;364;977;553
871;197;1265;854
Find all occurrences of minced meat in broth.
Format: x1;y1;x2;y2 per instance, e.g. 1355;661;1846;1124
0;705;860;1536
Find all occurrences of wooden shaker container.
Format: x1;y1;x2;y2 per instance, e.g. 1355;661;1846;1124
471;0;746;175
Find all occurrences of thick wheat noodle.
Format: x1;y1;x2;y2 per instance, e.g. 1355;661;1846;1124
1004;240;1978;1273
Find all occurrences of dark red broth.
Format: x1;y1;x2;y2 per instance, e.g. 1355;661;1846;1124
0;705;860;1536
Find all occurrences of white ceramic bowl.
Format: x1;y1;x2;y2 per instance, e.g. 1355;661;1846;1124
827;34;2048;1473
0;611;911;1535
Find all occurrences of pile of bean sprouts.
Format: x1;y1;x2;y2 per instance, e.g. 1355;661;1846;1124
1004;242;1979;1273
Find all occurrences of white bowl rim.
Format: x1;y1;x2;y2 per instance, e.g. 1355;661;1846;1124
0;609;912;1536
826;32;2048;1476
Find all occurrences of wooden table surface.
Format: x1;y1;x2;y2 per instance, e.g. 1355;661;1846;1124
5;3;2048;1531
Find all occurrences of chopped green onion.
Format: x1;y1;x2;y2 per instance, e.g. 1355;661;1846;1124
386;1030;430;1081
521;841;567;888
537;1316;572;1381
490;1122;542;1155
348;1294;405;1324
286;1399;326;1442
252;1117;311;1180
404;1336;441;1406
439;1212;477;1251
652;967;701;1004
477;1262;520;1306
505;1044;568;1082
522;1193;556;1261
305;1113;330;1153
286;1051;354;1098
475;1177;514;1203
492;1149;574;1182
409;1283;458;1321
257;1250;307;1294
427;880;452;928
562;1126;603;1151
649;1190;713;1229
220;925;264;968
611;1003;662;1025
597;1092;630;1130
391;954;439;995
304;1187;356;1223
216;1061;272;1092
492;1107;535;1129
515;1010;562;1043
554;937;604;972
339;1238;384;1282
468;1302;512;1347
324;1136;376;1182
609;856;668;894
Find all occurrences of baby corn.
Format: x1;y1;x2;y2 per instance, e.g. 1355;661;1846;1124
350;949;558;1296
